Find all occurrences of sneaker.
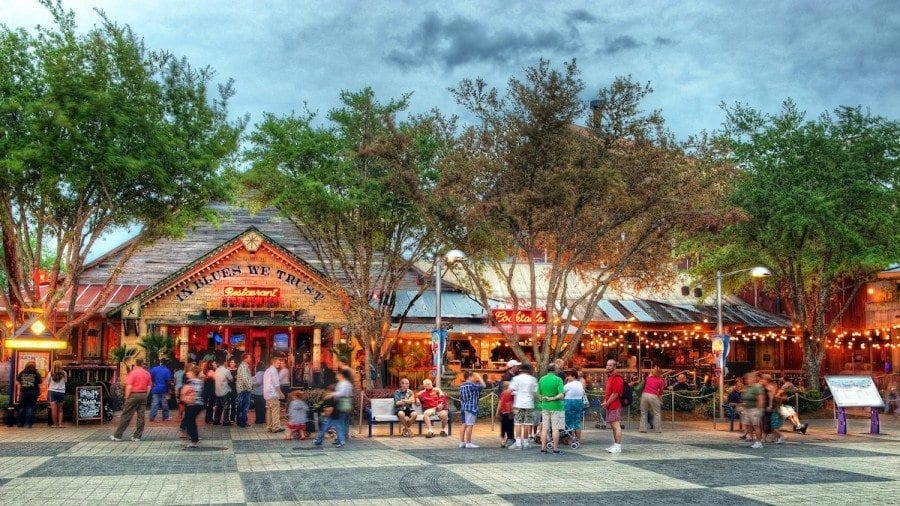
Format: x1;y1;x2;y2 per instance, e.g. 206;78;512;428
426;432;435;439
506;438;515;446
540;449;548;453
605;445;615;452
776;437;784;445
552;450;561;454
511;440;522;449
465;443;479;449
607;444;621;454
751;441;763;449
440;431;447;437
130;437;141;442
799;424;808;435
334;442;346;448
459;442;466;448
186;443;199;448
523;440;531;449
109;435;121;441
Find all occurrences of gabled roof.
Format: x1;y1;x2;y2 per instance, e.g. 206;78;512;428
108;226;340;316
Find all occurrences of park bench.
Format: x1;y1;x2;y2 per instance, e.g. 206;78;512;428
367;398;452;437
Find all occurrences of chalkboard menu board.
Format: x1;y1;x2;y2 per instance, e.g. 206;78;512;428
76;386;103;425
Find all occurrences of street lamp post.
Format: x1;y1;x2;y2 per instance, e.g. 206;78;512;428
715;266;771;419
435;249;466;390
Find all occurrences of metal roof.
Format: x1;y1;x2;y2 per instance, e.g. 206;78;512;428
392;290;486;319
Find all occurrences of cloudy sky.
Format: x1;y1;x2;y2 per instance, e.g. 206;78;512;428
4;0;898;140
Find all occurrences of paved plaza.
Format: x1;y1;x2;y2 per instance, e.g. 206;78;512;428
0;414;897;505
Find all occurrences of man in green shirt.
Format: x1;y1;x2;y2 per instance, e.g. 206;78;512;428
537;363;566;453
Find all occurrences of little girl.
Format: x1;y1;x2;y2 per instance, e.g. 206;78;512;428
496;381;514;447
286;390;309;440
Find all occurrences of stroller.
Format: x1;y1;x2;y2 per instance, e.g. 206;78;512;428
545;423;581;449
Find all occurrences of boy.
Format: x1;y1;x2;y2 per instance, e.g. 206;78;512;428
458;371;485;448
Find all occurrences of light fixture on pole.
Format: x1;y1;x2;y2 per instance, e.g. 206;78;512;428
715;266;771;419
434;249;466;390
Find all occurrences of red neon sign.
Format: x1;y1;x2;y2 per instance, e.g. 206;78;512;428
491;309;548;325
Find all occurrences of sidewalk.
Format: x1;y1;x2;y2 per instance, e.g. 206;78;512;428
0;412;896;504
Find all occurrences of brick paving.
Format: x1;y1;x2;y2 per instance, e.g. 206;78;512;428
0;413;897;504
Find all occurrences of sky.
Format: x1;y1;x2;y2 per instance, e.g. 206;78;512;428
3;0;899;255
4;0;898;136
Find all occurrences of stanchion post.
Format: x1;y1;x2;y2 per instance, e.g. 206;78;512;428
490;393;495;431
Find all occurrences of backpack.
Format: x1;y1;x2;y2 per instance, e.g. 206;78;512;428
619;379;633;407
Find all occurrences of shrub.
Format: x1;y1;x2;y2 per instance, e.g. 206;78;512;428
795;389;825;413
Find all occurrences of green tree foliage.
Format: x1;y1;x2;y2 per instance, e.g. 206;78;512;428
0;1;244;336
696;100;900;389
244;88;451;387
438;60;728;372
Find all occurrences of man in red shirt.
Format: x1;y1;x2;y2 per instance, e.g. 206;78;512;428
111;357;153;442
417;379;449;437
602;359;625;453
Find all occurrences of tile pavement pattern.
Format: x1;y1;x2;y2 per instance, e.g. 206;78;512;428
0;416;897;504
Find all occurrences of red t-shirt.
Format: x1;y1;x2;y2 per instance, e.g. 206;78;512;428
605;372;625;410
644;375;666;397
126;366;152;393
418;388;447;410
499;389;513;414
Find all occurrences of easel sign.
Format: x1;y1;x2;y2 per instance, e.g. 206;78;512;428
825;375;885;435
75;386;104;426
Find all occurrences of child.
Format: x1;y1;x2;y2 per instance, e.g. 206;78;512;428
458;370;485;449
286;390;309;440
496;381;514;448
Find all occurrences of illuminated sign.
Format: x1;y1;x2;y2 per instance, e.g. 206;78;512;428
223;287;280;298
491;309;548;325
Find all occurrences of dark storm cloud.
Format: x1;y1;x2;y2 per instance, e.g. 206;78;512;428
386;12;582;70
601;35;644;54
653;36;675;46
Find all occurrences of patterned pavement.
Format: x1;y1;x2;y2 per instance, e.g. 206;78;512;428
0;414;897;505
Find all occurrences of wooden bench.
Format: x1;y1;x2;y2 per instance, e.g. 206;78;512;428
367;398;452;437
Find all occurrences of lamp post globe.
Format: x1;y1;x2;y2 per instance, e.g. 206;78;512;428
435;250;467;390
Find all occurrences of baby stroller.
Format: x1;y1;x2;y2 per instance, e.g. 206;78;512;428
545;424;581;450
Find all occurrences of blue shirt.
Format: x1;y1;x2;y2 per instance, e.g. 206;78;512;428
149;365;172;395
458;381;483;414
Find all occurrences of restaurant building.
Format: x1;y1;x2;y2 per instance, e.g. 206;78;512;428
1;204;897;389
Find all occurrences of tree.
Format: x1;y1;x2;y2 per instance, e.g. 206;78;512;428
693;100;900;390
244;88;451;388
0;1;244;338
437;60;727;372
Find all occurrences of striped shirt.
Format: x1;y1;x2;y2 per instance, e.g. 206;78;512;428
458;381;483;414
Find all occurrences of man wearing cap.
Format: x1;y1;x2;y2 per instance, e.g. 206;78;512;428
497;359;521;396
509;362;538;449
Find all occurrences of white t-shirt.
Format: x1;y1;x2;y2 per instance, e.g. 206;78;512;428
564;379;585;400
509;373;538;409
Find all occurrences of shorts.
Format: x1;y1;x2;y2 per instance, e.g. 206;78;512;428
513;408;534;425
770;411;784;430
542;410;565;431
778;405;796;417
287;423;306;432
398;407;415;418
605;407;621;423
423;407;446;418
462;411;477;426
745;408;763;426
49;391;65;403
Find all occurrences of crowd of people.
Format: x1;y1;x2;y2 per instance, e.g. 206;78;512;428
13;351;899;455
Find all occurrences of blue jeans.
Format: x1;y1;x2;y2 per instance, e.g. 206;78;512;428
236;391;251;426
17;391;38;428
149;393;169;421
314;414;346;445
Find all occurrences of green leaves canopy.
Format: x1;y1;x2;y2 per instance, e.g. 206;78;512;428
705;100;900;388
0;2;243;333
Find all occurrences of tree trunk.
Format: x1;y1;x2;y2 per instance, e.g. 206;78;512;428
801;331;825;392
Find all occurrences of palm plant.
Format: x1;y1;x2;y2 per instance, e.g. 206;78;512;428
108;344;139;382
138;333;174;363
